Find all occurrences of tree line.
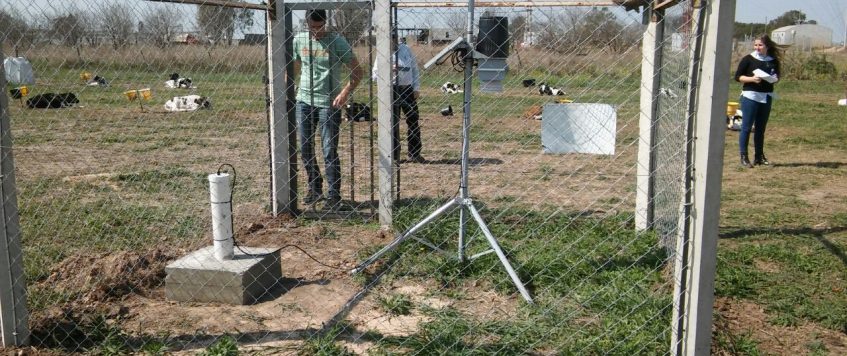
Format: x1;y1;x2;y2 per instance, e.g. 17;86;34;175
733;10;815;40
0;2;256;50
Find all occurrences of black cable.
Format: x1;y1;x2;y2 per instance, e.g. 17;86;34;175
280;244;346;270
451;49;466;72
217;163;237;249
233;241;345;270
215;164;345;270
434;48;466;73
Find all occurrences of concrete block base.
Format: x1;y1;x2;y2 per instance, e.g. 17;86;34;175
165;246;282;305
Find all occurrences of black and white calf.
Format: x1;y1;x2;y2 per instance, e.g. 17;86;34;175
345;102;372;122
26;93;79;109
726;110;742;131
441;82;462;94
538;83;565;96
164;95;211;112
166;73;194;89
87;75;109;87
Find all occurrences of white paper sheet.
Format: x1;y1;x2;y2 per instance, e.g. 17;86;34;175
753;68;777;83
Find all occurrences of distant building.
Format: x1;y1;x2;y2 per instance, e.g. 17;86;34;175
420;28;459;44
771;24;833;49
171;33;205;45
240;33;267;45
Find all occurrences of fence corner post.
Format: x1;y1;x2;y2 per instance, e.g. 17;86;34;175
672;0;735;354
0;46;31;348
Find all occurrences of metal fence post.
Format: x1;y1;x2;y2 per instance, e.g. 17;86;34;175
0;47;30;347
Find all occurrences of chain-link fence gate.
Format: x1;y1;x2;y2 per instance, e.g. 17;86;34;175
1;0;733;354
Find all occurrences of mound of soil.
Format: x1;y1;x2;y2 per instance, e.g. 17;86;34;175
40;248;177;304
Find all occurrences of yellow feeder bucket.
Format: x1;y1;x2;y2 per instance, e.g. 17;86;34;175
80;71;92;82
138;88;152;100
12;86;29;105
556;98;574;104
124;88;152;111
726;101;739;117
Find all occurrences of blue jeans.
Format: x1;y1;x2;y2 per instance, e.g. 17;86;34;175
738;95;772;156
297;102;341;201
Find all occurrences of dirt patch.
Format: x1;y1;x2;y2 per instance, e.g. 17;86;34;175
23;210;531;353
713;298;847;355
28;249;178;349
753;259;782;273
61;173;121;191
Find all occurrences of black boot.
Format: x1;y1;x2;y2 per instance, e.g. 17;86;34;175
740;154;753;168
754;153;770;166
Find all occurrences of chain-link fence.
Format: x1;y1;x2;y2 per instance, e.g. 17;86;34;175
1;0;717;353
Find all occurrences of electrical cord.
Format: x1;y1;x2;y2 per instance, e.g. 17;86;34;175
216;164;346;270
434;47;467;72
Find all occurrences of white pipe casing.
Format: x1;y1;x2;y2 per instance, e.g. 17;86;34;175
208;173;234;260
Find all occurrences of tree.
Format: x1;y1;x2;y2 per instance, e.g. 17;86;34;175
50;12;86;47
143;9;181;48
100;3;134;49
331;9;369;45
536;10;579;53
576;7;627;53
768;10;808;29
733;22;768;40
511;15;528;46
445;11;467;39
197;1;253;46
0;9;34;48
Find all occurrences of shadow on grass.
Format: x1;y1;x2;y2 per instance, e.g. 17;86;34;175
408;157;504;166
770;161;845;169
719;226;847;267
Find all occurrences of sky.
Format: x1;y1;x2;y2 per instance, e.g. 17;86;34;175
11;0;847;44
735;0;847;44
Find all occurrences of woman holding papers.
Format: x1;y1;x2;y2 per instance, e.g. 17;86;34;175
734;34;781;168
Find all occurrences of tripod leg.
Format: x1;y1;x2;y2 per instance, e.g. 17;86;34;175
350;197;461;274
467;202;534;304
458;206;467;262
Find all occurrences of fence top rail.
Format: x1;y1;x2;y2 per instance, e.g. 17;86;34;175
143;0;372;11
395;1;617;7
142;0;631;10
143;0;269;10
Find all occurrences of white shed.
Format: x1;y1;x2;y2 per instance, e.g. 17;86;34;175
771;24;833;49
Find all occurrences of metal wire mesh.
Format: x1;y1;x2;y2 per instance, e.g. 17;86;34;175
653;1;692;251
1;0;701;353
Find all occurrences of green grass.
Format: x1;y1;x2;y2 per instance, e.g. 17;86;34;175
362;204;673;353
199;335;239;356
716;234;847;330
18;170;205;288
8;41;847;354
376;293;414;316
716;59;847;353
300;326;354;356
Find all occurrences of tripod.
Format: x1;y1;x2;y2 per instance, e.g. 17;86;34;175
350;1;533;304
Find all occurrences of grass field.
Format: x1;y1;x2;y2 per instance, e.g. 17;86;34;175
2;42;846;354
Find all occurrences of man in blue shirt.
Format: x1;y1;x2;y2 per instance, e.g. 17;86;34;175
374;32;425;163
